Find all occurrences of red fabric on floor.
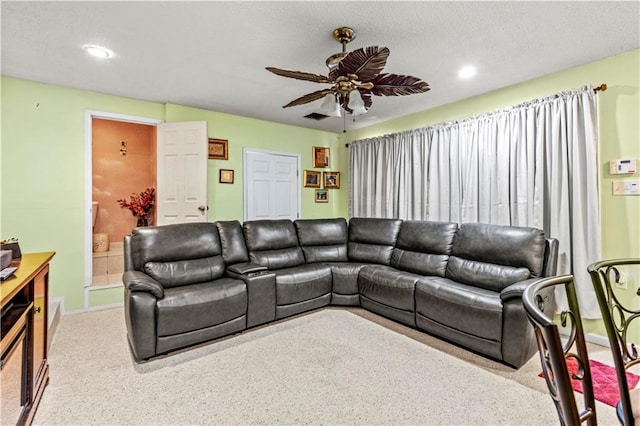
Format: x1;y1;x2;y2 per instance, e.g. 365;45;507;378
539;358;639;407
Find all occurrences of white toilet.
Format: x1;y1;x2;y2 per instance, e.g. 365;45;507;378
92;201;109;252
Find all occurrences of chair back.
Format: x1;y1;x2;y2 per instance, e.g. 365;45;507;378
523;275;597;425
588;258;640;426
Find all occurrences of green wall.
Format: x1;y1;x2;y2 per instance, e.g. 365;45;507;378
163;103;344;221
1;78;343;311
2;49;638;316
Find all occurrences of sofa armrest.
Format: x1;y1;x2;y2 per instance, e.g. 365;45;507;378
123;270;164;299
499;278;540;302
227;262;268;275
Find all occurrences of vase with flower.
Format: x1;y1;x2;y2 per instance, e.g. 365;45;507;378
117;187;155;227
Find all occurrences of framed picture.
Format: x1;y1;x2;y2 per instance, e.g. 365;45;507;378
315;189;328;203
219;169;234;184
208;138;228;160
313;146;330;168
323;171;340;189
303;170;321;188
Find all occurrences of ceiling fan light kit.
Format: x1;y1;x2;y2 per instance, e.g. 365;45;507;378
266;26;430;121
320;93;342;117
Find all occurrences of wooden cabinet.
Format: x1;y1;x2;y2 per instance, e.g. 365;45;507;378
1;252;54;426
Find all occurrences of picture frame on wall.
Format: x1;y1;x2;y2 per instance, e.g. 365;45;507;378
219;169;234;184
303;170;321;188
315;189;328;203
208;138;229;160
323;171;340;189
313;146;330;168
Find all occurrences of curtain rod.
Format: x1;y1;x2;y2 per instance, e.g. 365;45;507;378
344;83;609;148
594;83;607;93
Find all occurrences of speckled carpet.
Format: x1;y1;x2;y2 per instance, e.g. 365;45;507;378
33;307;616;425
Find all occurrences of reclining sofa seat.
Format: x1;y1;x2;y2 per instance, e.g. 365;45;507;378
243;219;332;320
414;222;552;368
123;223;247;361
295;217;388;306
357;220;459;328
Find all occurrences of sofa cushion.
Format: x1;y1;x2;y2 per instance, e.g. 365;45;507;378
215;220;250;264
358;266;419;312
446;257;531;293
243;220;305;270
274;264;332;305
348;218;402;264
391;220;458;277
156;278;247;337
415;277;503;342
145;256;226;288
449;222;546;277
327;262;369;296
295;218;348;262
129;222;222;272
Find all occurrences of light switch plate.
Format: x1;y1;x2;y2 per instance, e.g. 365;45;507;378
613;180;640;195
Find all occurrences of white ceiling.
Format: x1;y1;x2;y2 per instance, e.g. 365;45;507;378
2;1;639;134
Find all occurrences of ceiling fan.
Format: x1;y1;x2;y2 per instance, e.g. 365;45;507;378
266;27;431;117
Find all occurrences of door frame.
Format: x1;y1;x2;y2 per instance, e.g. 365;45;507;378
243;148;301;221
83;110;164;289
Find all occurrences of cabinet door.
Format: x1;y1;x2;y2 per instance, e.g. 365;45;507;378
32;264;48;391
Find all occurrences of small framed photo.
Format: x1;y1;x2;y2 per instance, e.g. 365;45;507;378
208;138;228;160
303;170;321;188
313;146;330;168
219;169;234;184
323;171;340;189
315;189;328;203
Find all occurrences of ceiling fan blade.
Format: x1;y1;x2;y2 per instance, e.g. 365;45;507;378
360;91;373;109
283;88;333;108
369;73;430;96
331;46;389;81
266;67;331;84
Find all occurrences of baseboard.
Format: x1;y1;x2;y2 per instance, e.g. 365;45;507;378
584;332;610;348
48;297;63;349
87;302;124;312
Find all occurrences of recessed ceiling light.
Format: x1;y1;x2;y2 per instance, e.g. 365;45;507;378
458;65;477;79
83;44;113;59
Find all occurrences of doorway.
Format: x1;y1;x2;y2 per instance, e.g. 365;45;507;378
84;111;163;288
244;149;300;221
91;118;156;286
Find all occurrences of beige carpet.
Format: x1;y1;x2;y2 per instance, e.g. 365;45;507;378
33;307;619;425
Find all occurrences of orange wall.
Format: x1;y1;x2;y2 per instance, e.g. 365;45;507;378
92;118;156;244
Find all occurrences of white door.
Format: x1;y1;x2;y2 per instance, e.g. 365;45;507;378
244;150;300;221
156;121;208;224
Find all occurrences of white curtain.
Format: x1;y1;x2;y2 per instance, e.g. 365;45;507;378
349;86;601;317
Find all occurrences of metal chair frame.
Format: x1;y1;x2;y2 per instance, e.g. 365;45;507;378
589;258;640;426
523;275;597;426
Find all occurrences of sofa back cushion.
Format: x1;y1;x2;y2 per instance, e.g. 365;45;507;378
243;219;305;270
446;222;546;292
215;220;250;264
348;218;402;265
391;220;458;277
128;222;225;288
295;218;348;263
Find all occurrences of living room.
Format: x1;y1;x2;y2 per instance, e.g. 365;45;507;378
1;2;639;424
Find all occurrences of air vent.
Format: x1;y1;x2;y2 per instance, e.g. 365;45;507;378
304;113;330;120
